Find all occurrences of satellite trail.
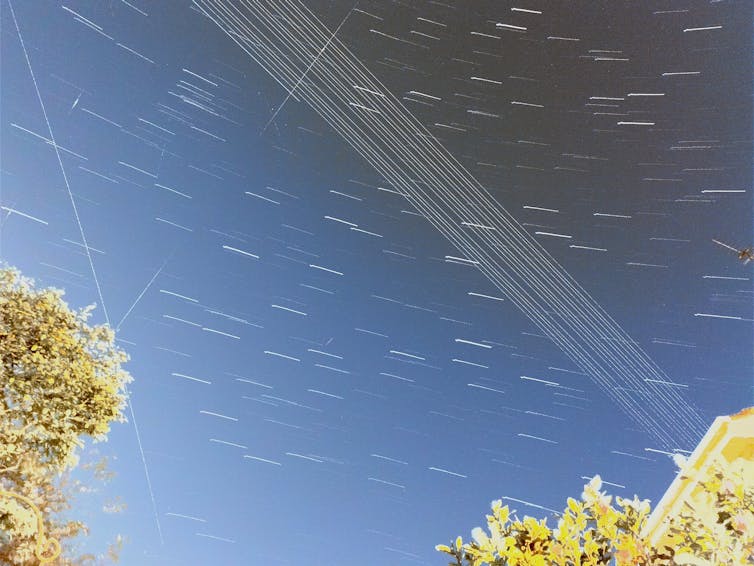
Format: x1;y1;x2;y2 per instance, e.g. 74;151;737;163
195;0;708;449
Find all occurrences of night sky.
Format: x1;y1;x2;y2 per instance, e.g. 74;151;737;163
1;1;752;565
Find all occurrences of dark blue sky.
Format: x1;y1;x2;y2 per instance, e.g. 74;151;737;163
1;1;752;564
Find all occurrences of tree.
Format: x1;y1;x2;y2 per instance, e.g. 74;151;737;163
437;461;753;565
1;266;132;564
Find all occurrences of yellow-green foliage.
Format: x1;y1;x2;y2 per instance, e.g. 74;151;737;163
437;462;754;565
662;462;754;565
0;267;132;473
1;266;132;564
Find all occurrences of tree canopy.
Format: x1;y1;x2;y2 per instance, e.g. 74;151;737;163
1;266;132;564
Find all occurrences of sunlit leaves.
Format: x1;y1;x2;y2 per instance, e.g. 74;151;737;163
1;266;131;564
657;461;754;565
437;462;754;565
1;267;132;472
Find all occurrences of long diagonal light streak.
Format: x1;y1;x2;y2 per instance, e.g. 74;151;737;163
234;0;700;448
194;0;709;449
207;0;692;448
260;1;357;134
200;0;704;448
7;1;164;543
116;254;173;332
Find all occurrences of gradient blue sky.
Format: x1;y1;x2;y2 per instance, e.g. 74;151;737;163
1;1;752;564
